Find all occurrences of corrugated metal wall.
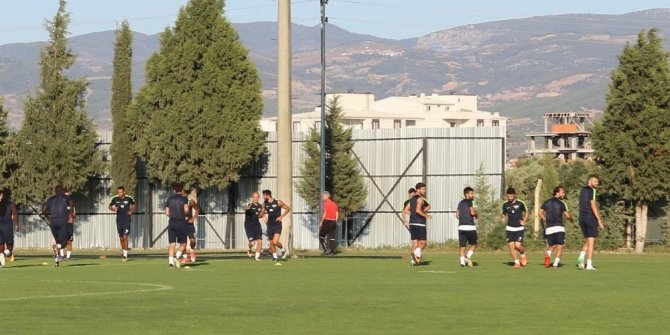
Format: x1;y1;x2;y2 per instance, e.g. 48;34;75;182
14;127;504;250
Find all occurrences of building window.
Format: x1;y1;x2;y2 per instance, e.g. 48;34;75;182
492;120;499;127
426;105;431;112
405;120;416;127
450;122;456;128
477;119;484;127
371;119;380;129
393;120;401;129
293;121;301;132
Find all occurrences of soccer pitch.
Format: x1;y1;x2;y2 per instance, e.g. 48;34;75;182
2;251;669;334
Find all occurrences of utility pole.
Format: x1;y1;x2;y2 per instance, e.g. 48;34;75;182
277;0;293;251
319;0;328;246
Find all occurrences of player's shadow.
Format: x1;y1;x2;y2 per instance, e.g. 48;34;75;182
417;260;432;266
6;264;42;269
183;261;209;268
65;263;99;267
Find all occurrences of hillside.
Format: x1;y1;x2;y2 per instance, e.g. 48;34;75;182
1;9;670;138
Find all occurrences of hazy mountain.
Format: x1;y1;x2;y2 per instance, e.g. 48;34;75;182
1;9;670;136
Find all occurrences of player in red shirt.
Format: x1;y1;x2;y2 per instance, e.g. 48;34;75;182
319;192;339;255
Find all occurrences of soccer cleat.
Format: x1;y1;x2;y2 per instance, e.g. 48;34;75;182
0;253;5;267
544;254;551;268
122;256;128;262
585;266;597;271
282;250;288;260
410;253;419;265
247;248;253;258
578;263;585;270
190;251;196;262
460;263;466;268
174;258;181;269
520;256;528;267
552;264;560;269
255;258;262;262
513;262;521;268
55;256;61;268
465;257;473;268
169;264;174;268
410;258;416;266
272;258;278;263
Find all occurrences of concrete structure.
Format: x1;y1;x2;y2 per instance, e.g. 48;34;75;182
525;112;595;161
260;92;507;137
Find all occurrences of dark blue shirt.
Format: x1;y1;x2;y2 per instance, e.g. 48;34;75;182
166;194;188;223
110;195;135;224
579;186;596;217
502;200;527;227
44;193;72;224
542;197;568;227
457;199;475;226
409;195;428;224
264;199;281;225
245;202;262;226
0;201;15;225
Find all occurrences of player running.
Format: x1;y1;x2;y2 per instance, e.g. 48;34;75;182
404;183;431;266
540;186;574;268
244;192;265;261
262;190;291;263
0;189;18;268
456;187;478;267
42;185;75;267
319;191;339;255
182;194;200;263
165;183;190;268
577;174;604;270
501;188;529;268
108;186;136;262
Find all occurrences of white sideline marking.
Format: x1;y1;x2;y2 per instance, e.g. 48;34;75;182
418;270;456;274
0;281;173;301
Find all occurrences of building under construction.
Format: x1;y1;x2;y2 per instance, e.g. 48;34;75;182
526;112;595;161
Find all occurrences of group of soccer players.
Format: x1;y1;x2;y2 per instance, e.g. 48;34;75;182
403;174;605;270
242;190;291;263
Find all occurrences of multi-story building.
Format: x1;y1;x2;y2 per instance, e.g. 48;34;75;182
260;92;507;137
525;112;595;161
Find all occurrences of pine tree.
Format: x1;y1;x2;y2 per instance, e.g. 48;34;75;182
109;20;136;195
0;100;14;180
473;163;503;248
591;29;670;253
297;96;367;217
9;0;100;206
133;0;264;193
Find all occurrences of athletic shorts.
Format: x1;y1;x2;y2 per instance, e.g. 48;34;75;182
185;224;196;239
167;220;187;244
67;224;74;241
267;223;283;239
506;230;524;243
117;222;130;236
409;224;427;241
0;223;14;244
458;230;478;247
546;232;565;246
579;217;599;238
245;223;262;241
50;222;70;245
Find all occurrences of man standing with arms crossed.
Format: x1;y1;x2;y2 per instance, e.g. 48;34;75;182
540;186;574;268
165;183;190;268
319;191;339;255
578;175;605;270
501;188;529;268
42;185;75;267
262;190;291;263
109;186;136;262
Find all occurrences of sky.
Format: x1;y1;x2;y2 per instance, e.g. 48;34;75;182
0;0;669;45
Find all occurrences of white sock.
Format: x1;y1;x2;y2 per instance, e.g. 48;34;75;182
414;248;422;258
587;259;593;268
466;250;474;259
169;256;174;265
281;248;286;254
579;251;586;259
553;257;560;267
60;249;65;257
546;250;552;257
272;252;278;259
123;250;128;257
176;251;182;259
514;259;520;264
3;249;9;256
459;256;465;264
255;252;261;259
520;253;526;258
66;251;71;258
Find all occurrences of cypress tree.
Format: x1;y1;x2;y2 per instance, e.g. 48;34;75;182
133;0;265;193
591;29;670;253
10;0;100;206
297;96;367;217
110;20;136;195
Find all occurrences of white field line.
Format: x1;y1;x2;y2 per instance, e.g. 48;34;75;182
0;281;173;301
418;270;457;274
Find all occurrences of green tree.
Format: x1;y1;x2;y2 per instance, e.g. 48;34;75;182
109;20;136;195
297;96;367;217
133;0;265;193
591;29;670;253
9;0;100;206
539;156;560;202
473;163;503;249
0;100;15;180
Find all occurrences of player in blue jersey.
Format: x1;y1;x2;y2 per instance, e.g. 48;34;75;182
456;187;478;267
501;188;529;268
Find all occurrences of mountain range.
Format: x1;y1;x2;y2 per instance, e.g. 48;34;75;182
2;8;670;153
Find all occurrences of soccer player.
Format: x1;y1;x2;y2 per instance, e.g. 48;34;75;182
0;189;18;268
501;188;529;268
403;188;416;213
108;186;136;262
182;194;200;263
244;192;265;261
64;189;75;260
262;190;291;262
319;191;339;255
539;186;574;268
456;187;478;267
577;174;605;270
42;185;75;267
165;183;190;268
404;183;431;266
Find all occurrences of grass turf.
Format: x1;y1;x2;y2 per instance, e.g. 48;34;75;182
2;251;669;334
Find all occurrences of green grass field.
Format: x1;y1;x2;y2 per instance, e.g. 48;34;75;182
2;250;669;335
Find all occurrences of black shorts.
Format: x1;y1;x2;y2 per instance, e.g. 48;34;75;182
185;224;196;239
117;222;130;236
50;222;70;245
579;217;599;238
409;224;427;241
506;230;524;243
167;220;187;244
546;232;565;246
458;230;478;247
245;223;262;241
67;224;74;241
267;223;283;239
0;223;14;244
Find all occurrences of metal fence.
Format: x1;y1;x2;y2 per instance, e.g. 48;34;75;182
14;127;505;250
